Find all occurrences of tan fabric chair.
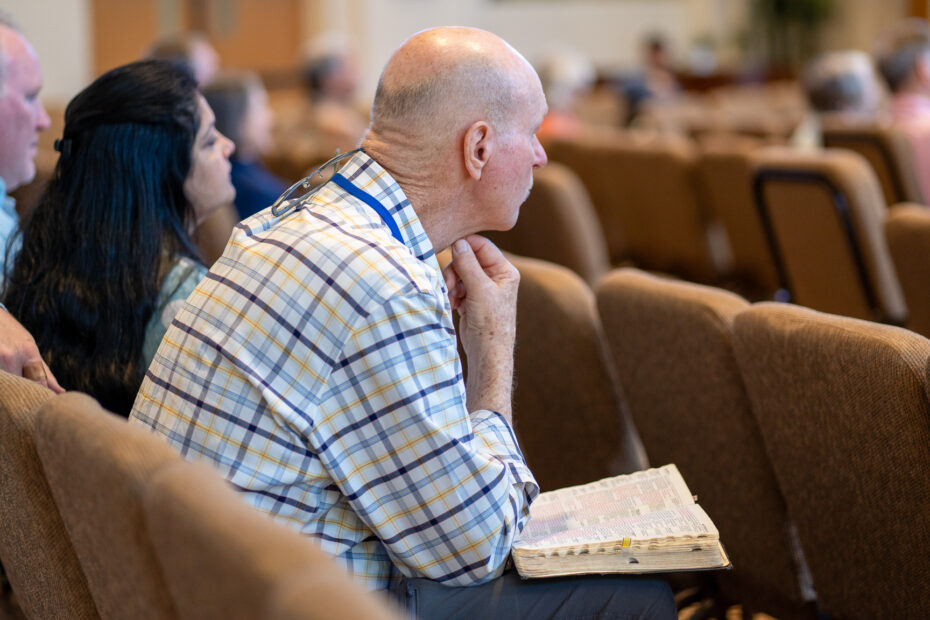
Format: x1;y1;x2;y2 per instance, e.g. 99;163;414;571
34;392;180;619
0;373;99;619
822;123;924;206
732;302;930;619
544;132;628;263
885;203;930;338
697;137;780;297
509;256;645;490
751;146;906;323
596;269;814;618
144;460;403;620
484;162;610;287
547;133;720;283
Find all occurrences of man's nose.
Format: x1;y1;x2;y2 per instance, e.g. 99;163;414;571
36;102;51;131
533;136;547;168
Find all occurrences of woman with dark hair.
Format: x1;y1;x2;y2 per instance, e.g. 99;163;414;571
203;71;287;220
2;59;235;415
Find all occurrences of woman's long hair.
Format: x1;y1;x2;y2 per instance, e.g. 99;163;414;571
3;59;202;415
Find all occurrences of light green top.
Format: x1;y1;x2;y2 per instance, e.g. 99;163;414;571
142;256;208;369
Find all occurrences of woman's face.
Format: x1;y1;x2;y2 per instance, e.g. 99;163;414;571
184;94;235;226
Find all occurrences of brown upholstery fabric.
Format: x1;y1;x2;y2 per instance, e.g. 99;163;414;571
547;132;720;282
0;373;99;619
484;162;610;287
732;303;930;618
34;392;180;620
509;256;645;491
751;146;906;323
543;129;629;262
885;204;930;338
697;137;780;296
822;123;925;206
596;269;812;618
143;461;403;620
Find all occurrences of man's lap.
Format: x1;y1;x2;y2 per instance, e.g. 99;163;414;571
390;569;676;620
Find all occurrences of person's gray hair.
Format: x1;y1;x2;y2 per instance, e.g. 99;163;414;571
0;11;22;97
876;18;930;93
802;50;878;113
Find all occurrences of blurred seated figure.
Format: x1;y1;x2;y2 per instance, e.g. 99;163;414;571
791;50;884;149
147;31;219;86
204;71;287;220
620;33;682;125
300;35;368;155
2;60;235;416
536;46;596;141
876;18;930;200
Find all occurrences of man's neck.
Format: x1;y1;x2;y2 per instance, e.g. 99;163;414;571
362;134;464;253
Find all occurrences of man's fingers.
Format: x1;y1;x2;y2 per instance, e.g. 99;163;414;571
442;261;459;292
464;235;517;281
22;359;49;387
450;238;487;287
43;362;65;394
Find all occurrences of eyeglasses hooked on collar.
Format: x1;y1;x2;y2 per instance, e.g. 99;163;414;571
270;148;362;217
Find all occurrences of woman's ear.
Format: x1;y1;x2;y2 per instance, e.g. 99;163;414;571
463;120;493;180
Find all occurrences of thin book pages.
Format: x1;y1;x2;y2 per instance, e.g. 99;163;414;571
512;464;730;577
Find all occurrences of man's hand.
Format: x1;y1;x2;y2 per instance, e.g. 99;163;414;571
442;235;518;421
0;308;63;393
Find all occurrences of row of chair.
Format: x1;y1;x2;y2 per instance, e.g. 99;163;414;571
509;260;930;619
0;372;403;620
496;135;930;340
3;251;927;618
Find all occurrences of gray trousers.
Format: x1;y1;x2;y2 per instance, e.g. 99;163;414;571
390;570;676;619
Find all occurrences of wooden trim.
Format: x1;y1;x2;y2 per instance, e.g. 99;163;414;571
909;0;929;19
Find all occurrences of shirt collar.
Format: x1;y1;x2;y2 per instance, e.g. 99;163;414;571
333;150;436;263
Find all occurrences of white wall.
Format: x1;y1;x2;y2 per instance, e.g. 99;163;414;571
313;0;695;99
3;0;93;105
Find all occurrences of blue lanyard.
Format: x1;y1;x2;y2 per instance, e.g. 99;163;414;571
330;173;405;247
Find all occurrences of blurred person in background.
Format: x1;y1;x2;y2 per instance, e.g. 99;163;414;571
300;34;368;155
3;60;234;416
876;18;930;200
204;70;287;220
619;32;681;125
0;11;60;390
791;50;885;149
147;30;219;86
535;46;596;141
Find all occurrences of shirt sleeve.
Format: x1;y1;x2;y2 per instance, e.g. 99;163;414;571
310;289;539;586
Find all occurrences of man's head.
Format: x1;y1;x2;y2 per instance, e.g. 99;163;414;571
0;15;51;191
365;27;547;243
876;18;930;95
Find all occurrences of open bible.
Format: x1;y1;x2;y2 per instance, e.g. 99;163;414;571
512;464;730;578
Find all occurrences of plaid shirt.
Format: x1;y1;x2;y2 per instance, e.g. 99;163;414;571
130;151;538;590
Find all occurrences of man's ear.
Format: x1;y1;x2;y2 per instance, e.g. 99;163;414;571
463;120;492;180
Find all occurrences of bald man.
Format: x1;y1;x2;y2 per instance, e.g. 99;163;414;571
131;27;673;618
0;14;60;391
